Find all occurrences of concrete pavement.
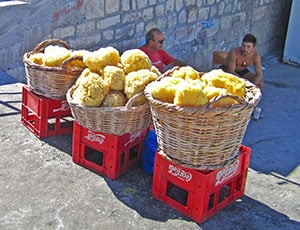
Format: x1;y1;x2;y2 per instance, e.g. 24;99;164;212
0;53;299;229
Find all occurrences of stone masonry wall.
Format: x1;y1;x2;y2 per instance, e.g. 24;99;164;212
0;0;292;82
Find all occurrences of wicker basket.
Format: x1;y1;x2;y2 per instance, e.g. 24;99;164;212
144;71;262;170
23;39;83;99
67;86;152;136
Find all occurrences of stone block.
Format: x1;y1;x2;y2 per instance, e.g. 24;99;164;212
97;15;121;30
53;26;75;39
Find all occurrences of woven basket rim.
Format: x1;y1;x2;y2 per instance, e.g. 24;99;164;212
66;87;148;111
23;52;84;74
23;38;84;74
66;86;152;135
158;150;239;170
144;79;262;114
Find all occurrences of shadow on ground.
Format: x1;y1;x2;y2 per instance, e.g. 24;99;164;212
0;91;22;117
103;166;300;228
243;63;300;177
43;133;73;156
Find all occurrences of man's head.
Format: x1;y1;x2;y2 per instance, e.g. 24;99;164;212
242;34;257;46
241;34;257;55
145;28;164;51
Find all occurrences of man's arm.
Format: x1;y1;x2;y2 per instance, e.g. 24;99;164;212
170;58;186;67
253;54;263;85
225;49;237;74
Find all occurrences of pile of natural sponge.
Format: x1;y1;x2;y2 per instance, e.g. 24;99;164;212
71;48;160;107
148;67;246;108
29;45;87;69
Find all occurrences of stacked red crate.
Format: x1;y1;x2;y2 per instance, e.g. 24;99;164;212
72;121;149;180
21;86;73;138
152;145;251;223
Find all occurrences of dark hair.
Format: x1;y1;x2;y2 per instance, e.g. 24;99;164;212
145;28;162;43
242;34;257;46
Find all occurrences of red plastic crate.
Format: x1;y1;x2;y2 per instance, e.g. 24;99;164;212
152;145;251;224
21;86;73;138
72;121;149;180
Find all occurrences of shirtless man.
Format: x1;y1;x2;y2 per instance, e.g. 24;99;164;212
140;28;185;73
222;34;264;90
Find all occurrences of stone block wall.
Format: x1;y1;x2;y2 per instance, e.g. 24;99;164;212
0;0;292;82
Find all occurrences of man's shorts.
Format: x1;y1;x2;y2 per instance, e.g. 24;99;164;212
219;65;249;77
236;68;250;77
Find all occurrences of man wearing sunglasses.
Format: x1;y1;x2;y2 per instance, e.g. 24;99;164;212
140;28;185;73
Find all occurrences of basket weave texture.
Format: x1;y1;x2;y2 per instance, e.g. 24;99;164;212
67;86;152;136
144;73;262;170
23;39;83;99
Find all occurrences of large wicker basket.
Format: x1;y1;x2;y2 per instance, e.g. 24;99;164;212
23;39;83;99
144;72;262;170
67;86;153;136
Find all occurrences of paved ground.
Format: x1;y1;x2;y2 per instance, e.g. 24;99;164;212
0;54;300;229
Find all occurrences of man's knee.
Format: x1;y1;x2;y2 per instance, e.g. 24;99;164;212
257;80;264;91
241;72;254;83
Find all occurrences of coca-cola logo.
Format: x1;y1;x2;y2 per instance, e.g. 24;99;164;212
168;164;192;182
53;101;70;112
215;160;240;186
125;130;143;146
85;131;106;144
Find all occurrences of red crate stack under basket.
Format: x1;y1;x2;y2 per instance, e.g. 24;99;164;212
21;86;73;138
72;121;149;180
152;145;251;224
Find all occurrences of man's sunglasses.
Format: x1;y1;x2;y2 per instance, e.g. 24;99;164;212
158;39;164;44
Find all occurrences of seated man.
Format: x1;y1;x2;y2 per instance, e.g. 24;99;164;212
139;28;185;73
221;34;264;90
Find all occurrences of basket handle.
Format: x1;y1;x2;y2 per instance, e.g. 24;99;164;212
32;39;70;53
61;55;84;68
205;94;247;110
125;91;144;109
156;66;180;81
163;66;180;77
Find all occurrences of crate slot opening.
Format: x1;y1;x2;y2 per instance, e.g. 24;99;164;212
129;144;139;161
218;184;231;203
84;146;104;166
166;182;188;207
59;116;74;128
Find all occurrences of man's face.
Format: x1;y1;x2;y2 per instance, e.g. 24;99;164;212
150;32;164;51
241;42;255;55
